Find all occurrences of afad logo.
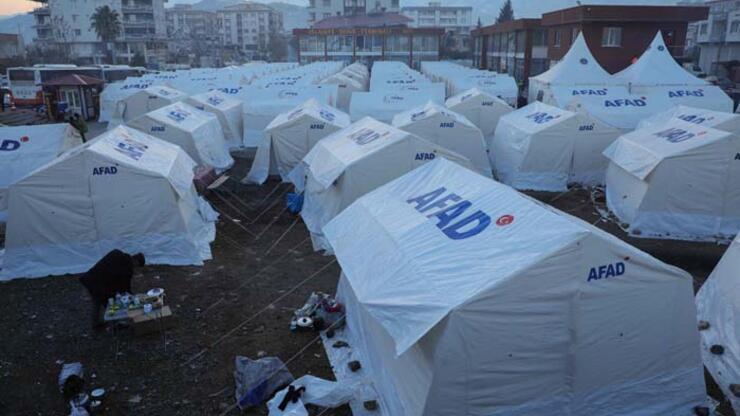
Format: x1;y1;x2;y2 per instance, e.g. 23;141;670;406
383;94;405;104
572;88;608;96
654;127;705;143
121;83;151;90
677;113;713;125
0;136;29;152
669;89;704;98
410;110;428;122
526;111;561;124
92;166;118;176
406;186;494;240
214;87;242;95
207;95;225;106
604;97;647;107
587;262;625;282
319;109;336;123
278;90;299;99
415;152;436;161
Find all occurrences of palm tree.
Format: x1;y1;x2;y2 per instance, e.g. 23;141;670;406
90;6;122;64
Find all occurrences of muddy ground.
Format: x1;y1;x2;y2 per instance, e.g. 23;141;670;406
0;154;734;415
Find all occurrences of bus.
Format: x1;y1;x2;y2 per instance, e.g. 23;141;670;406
7;64;146;107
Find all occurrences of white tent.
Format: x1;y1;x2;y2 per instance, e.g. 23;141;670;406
696;234;740;414
185;91;244;150
245;99;351;185
491;101;622;191
241;84;339;147
0;124;82;222
562;86;675;130
392;101;492;177
298;117;472;252
445;88;514;141
100;78;153;123
616;32;733;112
127;102;234;171
2;126;217;280
321;72;367;112
109;86;188;128
349;87;446;123
604;119;740;241
529;33;615;104
637;105;740;132
323;157;705;416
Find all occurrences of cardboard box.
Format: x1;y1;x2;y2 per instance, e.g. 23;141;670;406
132;306;174;336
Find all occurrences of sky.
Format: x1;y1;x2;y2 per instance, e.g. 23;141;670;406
1;1;38;16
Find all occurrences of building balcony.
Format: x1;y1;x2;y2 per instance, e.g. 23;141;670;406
33;7;50;16
124;21;156;28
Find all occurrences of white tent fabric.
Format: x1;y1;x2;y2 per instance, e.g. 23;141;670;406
0;124;82;222
491;101;622;191
529;33;615;104
392;101;492;177
2;126;217;280
445;88;514;140
100;78;154;123
638;105;740;132
616;32;733;112
421;61;519;107
241;84;339;147
321;73;366;112
323;157;705;416
349;88;446;123
109;86;188;129
696;234;740;414
127;102;234;170
245;99;351;185
185;91;244;150
604;119;740;240
298;117;472;252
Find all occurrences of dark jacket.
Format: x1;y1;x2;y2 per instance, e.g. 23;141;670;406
79;250;135;304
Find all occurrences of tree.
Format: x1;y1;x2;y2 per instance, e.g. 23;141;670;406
90;6;122;64
477;17;483;29
268;35;288;62
496;0;514;24
131;51;146;67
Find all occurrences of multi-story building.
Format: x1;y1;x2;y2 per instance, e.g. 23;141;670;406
217;3;284;60
401;2;472;52
0;34;23;61
308;0;399;26
295;13;442;69
472;19;548;86
166;4;219;63
32;0;168;67
694;0;740;80
542;4;708;74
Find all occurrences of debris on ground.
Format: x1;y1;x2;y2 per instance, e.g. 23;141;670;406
290;292;344;332
234;356;294;409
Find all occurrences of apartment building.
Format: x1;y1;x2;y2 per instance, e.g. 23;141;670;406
32;0;168;66
402;2;472;52
308;0;400;26
695;0;740;80
217;3;284;60
166;4;219;61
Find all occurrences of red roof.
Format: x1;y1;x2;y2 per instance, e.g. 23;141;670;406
42;74;105;87
312;12;412;29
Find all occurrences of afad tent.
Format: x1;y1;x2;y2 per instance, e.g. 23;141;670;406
529;33;615;104
298;117;472;252
0;124;82;222
109;86;188;128
445;88;514;141
185;90;244;150
616;32;733;113
100;78;153;123
554;86;674;131
323;157;705;416
241;84;339;147
491;101;622;191
2;126;217;280
349;86;446;124
604;119;740;241
392;101;492;177
696;234;740;414
127;102;234;171
320;72;367;112
244;99;351;185
637;105;740;132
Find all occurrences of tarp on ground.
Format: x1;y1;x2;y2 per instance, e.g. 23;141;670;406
1;126;217;280
604;119;740;241
323;157;705;416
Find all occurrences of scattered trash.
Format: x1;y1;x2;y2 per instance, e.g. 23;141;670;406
128;394;142;404
278;385;306;410
267;386;307;416
290;292;344;332
234;356;294;410
58;362;84;400
268;375;358;415
286;192;304;214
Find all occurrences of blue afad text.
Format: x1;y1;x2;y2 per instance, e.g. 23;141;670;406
406;186;491;240
587;262;625;282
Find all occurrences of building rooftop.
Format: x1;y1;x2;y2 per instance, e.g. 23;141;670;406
312;12;412;29
541;4;709;25
472;18;541;36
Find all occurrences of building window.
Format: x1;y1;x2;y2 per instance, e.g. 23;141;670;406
602;27;622;47
699;23;708;35
553;29;561;47
732;21;740;33
533;28;547;47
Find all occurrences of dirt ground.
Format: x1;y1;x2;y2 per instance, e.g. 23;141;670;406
0;153;734;415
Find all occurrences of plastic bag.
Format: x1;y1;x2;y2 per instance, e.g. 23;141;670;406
234;356;294;409
267;386;308;416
